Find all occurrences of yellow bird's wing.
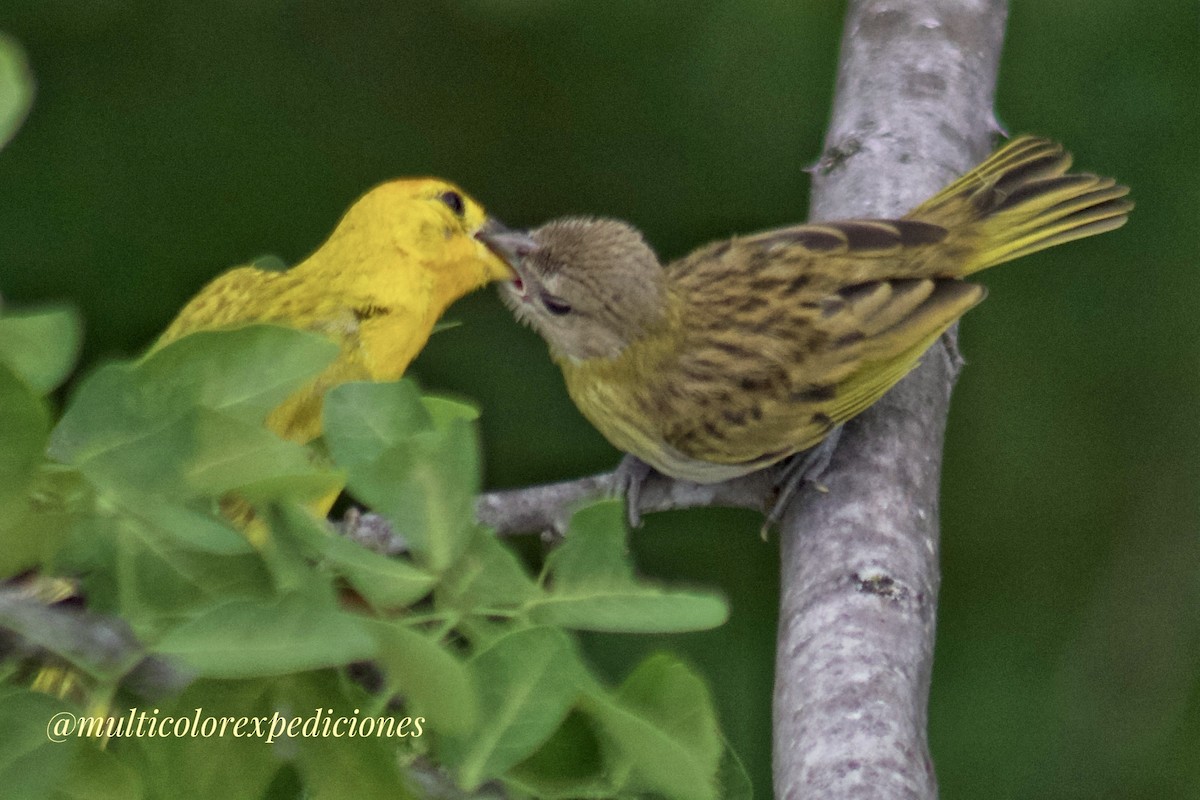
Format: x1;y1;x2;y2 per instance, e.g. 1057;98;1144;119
155;267;368;441
156;266;285;347
156;262;435;443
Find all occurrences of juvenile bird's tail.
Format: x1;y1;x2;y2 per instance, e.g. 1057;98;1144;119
906;136;1132;275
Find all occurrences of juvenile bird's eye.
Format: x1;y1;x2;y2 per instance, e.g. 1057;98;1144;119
540;293;572;316
438;190;465;216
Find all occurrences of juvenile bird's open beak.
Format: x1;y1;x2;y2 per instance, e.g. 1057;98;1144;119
475;219;538;281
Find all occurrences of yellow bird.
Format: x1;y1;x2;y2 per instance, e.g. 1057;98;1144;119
485;137;1132;522
158;178;521;444
29;179;524;710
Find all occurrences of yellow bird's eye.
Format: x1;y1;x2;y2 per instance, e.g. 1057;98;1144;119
438;190;465;217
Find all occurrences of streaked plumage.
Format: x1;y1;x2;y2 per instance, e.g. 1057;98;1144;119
494;137;1132;485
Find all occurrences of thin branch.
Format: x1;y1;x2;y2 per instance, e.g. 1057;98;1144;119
342;470;775;552
474;469;774;536
0;585;190;699
772;2;1007;799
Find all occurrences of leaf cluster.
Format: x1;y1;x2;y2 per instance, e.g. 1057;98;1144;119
0;307;750;799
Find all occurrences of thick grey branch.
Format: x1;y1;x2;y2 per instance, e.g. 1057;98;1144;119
339;7;1009;797
772;2;1007;799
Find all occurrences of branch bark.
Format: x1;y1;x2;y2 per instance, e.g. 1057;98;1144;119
772;2;1007;799
356;7;1009;796
0;585;189;699
474;469;774;536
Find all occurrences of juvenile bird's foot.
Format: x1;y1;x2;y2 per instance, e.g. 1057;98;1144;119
612;454;654;528
762;425;844;536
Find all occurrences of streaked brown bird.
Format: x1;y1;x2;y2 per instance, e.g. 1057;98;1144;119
483;137;1132;524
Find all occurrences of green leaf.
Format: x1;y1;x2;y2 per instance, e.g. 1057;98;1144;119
0;362;49;533
0;32;34;152
59;503;272;634
324;382;479;573
48;361;152;466
131;679;282;800
53;739;142;800
247;253;287;272
0;688;76;800
0;363;64;577
506;710;615;799
151;590;375;678
0;503;75;578
0;306;82;394
367;620;477;735
716;739;755;800
323;381;432;468
362;426;478;571
436;526;540;613
49;325;336;468
583;654;723;800
59;399;198;499
440;627;583;789
431;318;462;334
274;504;436;609
136;501;256;557
6;465;92;573
616;654;723;766
540;500;635;586
420;393;480;426
0;690;140;800
55;397;337;506
530;501;729;632
184;409;340;501
283;671;420;800
139;325;339;419
530;589;729;634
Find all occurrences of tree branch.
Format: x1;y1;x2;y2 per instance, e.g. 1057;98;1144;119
474;469;774;536
342;469;776;552
348;7;1009;798
9;10;1009;768
0;585;190;699
771;2;1007;799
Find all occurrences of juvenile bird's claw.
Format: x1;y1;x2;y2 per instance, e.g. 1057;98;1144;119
762;425;844;536
612;454;654;528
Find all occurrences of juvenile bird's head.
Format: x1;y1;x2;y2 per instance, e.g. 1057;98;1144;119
306;178;519;309
484;217;668;361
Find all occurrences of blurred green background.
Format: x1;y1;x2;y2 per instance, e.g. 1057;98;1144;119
1;1;1196;797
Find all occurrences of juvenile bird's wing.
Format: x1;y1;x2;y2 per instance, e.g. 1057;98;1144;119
663;221;984;466
905;136;1131;275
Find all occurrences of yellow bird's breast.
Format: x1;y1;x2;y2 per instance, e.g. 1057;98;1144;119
267;298;430;442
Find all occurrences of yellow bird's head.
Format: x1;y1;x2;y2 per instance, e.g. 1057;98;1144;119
307;177;524;311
